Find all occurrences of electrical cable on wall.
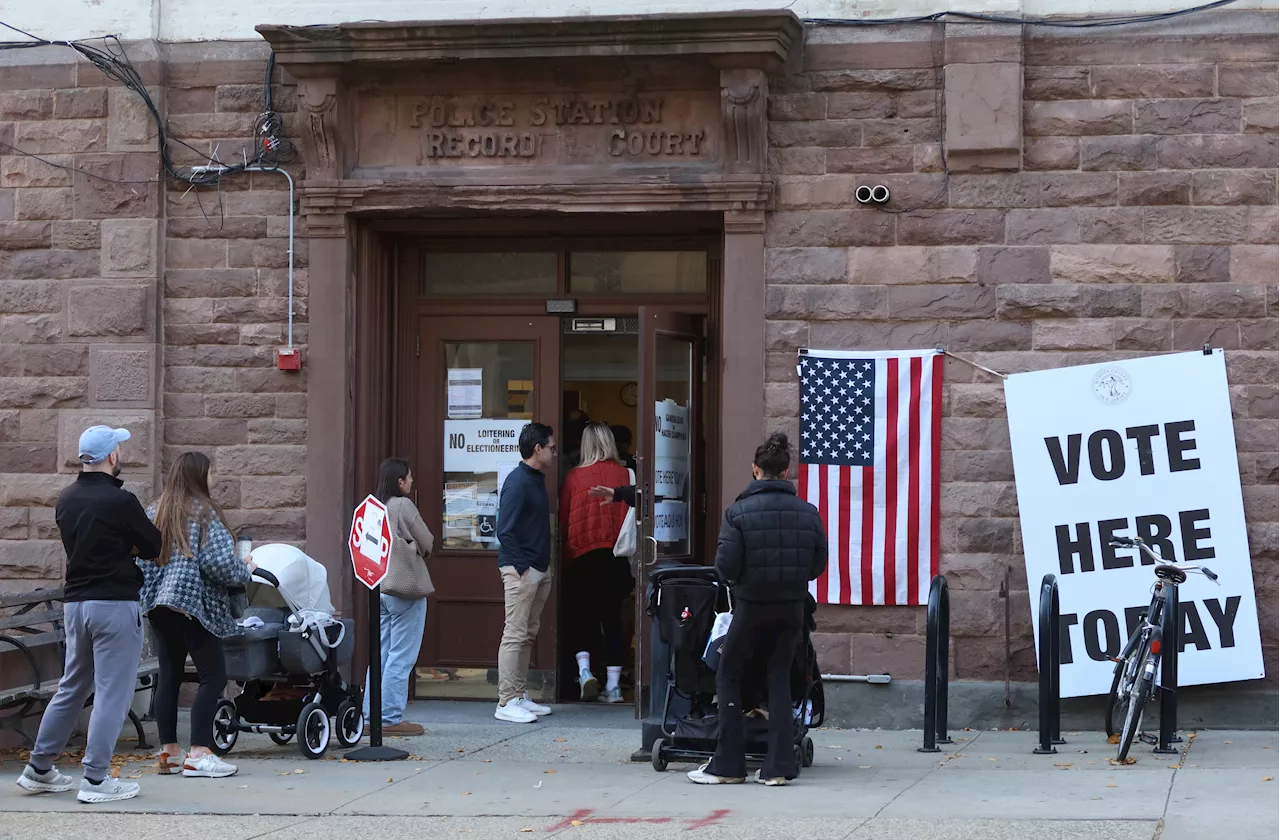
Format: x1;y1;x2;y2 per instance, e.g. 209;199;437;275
0;20;294;191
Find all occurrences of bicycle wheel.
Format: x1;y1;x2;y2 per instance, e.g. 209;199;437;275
1116;651;1151;762
1104;666;1124;738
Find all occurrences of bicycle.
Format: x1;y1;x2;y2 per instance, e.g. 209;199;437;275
1104;536;1219;762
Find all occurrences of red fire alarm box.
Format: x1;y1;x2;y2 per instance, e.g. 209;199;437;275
276;348;302;371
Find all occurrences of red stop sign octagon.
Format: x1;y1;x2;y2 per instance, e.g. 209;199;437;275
350;494;393;590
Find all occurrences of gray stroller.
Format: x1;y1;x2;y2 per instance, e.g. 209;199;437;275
212;546;363;759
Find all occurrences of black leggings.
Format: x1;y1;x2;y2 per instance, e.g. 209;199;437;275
149;606;226;749
563;548;634;666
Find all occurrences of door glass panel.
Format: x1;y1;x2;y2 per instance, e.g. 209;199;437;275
421;253;557;297
570;252;707;294
442;341;534;551
652;334;693;557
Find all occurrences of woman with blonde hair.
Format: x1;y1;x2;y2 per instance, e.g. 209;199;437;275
141;451;253;779
558;421;633;702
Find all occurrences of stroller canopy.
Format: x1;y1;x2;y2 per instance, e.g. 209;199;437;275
247;543;336;615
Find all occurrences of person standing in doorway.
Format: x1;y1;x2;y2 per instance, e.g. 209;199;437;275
365;458;435;736
610;425;637;471
688;432;827;787
15;426;162;803
494;422;557;723
142;451;252;779
560;422;633;703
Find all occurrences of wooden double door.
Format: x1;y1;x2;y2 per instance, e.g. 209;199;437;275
411;309;704;709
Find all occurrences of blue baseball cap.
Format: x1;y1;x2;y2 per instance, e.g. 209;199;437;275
78;425;131;464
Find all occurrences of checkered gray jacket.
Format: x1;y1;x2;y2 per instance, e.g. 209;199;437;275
139;504;251;638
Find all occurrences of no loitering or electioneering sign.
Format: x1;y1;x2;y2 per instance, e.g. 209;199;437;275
1005;350;1264;698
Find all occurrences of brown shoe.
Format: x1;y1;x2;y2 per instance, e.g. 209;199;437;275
382;721;424;736
157;752;183;775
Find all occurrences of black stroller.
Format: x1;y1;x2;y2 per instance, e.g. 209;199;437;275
647;565;824;773
211;552;364;760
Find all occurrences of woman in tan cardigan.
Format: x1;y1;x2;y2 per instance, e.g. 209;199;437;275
363;458;434;736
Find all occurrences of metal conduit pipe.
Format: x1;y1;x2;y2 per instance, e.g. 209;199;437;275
821;674;892;684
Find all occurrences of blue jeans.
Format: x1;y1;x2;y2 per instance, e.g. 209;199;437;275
363;593;427;725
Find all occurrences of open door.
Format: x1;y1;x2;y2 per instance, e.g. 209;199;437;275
634;307;703;716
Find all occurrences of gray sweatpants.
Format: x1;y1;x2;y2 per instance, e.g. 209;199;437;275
30;600;144;781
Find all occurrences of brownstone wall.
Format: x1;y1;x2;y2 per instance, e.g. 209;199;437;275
764;16;1278;684
0;41;308;599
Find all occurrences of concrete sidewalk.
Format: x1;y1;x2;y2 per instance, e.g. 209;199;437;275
2;701;1276;839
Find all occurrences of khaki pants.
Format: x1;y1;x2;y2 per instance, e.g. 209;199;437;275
497;566;553;705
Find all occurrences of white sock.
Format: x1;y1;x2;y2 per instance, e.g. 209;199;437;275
575;652;591;674
606;666;622;691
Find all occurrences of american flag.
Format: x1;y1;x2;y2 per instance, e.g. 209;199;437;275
799;349;943;606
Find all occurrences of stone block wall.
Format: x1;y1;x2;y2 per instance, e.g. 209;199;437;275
0;41;308;597
764;16;1278;685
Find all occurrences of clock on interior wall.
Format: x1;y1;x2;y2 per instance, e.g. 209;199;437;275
620;382;638;407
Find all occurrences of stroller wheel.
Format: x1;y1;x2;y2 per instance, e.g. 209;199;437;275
792;744;804;777
801;736;815;768
651;738;669;772
211;700;238;756
297;701;330;760
335;701;365;748
269;731;293;745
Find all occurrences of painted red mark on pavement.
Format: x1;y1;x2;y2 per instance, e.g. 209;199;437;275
546;808;730;831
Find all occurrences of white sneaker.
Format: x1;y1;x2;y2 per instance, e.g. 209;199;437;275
687;763;744;785
16;765;74;793
77;777;140;803
517;693;552;716
182;753;238;778
598;687;625;704
578;668;599;702
494;701;538;723
754;769;788;786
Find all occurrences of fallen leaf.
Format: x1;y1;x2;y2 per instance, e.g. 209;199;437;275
1106;784;1118;788
1264;776;1274;782
521;829;535;833
460;791;471;796
544;769;557;774
1091;796;1102;800
570;821;585;827
1054;763;1073;768
1169;765;1183;770
457;749;465;753
1106;734;1121;744
554;738;567;743
125;774;142;779
875;745;883;750
826;744;843;749
1224;741;1235;745
293;769;305;774
386;777;394;783
988;758;998;762
239;785;249;789
1108;757;1137;766
480;759;492;763
275;771;291;776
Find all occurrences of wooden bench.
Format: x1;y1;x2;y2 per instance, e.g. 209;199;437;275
0;587;158;750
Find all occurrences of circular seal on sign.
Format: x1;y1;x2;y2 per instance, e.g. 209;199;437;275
1092;366;1131;405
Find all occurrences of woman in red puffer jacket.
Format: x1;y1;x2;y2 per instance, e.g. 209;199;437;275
559;422;632;703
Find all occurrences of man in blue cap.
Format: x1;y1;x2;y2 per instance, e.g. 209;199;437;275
15;425;162;803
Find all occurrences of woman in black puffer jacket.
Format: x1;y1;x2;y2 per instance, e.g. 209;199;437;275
688;432;827;788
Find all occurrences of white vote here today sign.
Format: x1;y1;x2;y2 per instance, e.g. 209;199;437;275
1005;350;1263;698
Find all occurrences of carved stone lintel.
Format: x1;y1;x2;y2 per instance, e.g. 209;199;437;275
723;209;766;236
301;182;370;238
296;78;346;181
720;68;768;176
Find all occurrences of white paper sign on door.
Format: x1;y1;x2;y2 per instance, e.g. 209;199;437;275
654;500;688;542
654;399;690;459
447;368;483;419
654;456;688;497
444;419;527;473
1005;350;1263;698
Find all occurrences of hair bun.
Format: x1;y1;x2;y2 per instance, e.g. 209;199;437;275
765;432;789;453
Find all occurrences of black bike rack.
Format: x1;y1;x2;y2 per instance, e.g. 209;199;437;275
918;574;951;753
1033;573;1065;755
1155;582;1181;754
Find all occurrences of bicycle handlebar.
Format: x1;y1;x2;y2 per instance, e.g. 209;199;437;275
1107;537;1219;585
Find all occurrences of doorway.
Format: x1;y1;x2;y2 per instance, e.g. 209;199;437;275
391;218;719;709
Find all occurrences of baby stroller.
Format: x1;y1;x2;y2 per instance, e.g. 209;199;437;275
211;545;364;759
647;565;824;773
